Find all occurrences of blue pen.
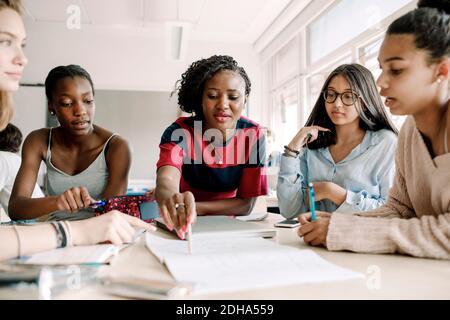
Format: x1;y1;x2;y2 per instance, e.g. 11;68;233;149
90;200;106;209
308;182;316;221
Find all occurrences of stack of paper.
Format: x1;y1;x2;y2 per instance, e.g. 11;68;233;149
145;233;363;295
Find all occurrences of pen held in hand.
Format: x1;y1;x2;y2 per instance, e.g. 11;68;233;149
89;200;106;209
187;224;193;255
308;182;316;222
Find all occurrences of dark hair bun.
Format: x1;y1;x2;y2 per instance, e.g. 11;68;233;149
418;0;450;15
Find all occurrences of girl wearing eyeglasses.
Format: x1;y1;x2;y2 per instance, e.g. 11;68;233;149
298;0;450;259
278;64;398;219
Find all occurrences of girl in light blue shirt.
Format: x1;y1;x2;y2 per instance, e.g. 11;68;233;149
278;64;398;219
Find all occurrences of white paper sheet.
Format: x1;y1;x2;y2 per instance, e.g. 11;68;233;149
146;233;280;262
23;245;120;265
21;229;146;265
145;233;363;294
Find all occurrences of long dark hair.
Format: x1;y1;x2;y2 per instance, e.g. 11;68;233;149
305;64;398;150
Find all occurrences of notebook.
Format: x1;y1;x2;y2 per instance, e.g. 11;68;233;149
155;216;276;239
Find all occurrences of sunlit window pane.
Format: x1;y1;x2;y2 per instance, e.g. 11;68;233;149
309;0;411;64
359;37;407;130
270;81;299;150
274;38;299;85
306;55;352;118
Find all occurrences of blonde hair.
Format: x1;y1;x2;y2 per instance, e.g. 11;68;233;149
0;92;13;131
0;0;22;13
0;0;22;130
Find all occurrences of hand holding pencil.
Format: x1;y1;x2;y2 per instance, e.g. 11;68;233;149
54;187;96;213
296;183;330;246
156;190;197;247
297;209;331;247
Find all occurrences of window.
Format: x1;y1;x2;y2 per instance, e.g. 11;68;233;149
274;37;300;86
359;37;407;130
308;0;412;64
262;0;415;138
306;55;352;114
359;36;383;79
270;81;299;150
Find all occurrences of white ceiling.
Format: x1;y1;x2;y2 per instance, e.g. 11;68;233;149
22;0;295;44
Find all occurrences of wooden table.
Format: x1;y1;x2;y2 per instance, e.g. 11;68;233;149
57;213;450;300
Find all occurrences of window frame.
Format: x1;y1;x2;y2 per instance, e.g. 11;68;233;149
264;0;416;144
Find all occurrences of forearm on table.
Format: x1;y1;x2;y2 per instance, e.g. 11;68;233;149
0;224;57;261
327;212;450;259
8;196;60;220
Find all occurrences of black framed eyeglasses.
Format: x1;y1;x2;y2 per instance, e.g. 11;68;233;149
322;89;360;106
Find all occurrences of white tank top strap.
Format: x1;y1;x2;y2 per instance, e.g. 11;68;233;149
45;128;53;162
102;133;118;155
44;132;115;221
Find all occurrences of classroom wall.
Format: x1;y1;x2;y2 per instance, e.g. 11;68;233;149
11;86;47;139
10;86;47;186
10;86;178;181
14;21;264;181
94;90;178;181
20;21;263;123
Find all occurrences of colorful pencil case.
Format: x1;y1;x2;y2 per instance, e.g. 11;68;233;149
93;195;159;223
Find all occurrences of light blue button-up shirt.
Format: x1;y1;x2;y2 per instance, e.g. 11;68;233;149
277;129;397;219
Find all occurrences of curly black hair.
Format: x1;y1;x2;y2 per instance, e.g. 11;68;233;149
173;55;251;118
44;65;95;103
0;123;22;153
388;0;450;63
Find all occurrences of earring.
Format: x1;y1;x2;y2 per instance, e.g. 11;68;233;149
50;111;55;115
437;77;443;84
